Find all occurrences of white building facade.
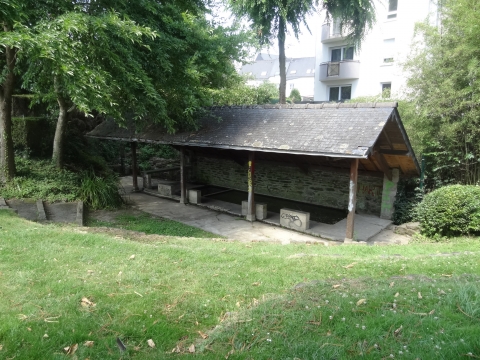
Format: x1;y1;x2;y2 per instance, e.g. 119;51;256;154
314;0;439;101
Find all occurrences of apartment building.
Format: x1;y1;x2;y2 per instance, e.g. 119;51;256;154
314;0;439;101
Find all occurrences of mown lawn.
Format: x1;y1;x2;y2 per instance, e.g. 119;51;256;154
0;209;479;359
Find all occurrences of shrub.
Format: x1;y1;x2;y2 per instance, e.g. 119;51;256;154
392;179;423;225
289;88;302;103
415;185;480;237
79;171;125;210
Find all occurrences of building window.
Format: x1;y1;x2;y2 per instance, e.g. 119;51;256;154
290;83;295;89
331;46;354;62
382;83;392;98
260;71;267;76
306;69;311;74
383;38;395;63
329;85;351;101
388;0;398;19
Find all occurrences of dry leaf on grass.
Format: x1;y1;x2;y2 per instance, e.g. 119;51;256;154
356;299;367;306
81;297;96;308
0;344;3;351
394;292;399;297
129;254;135;260
198;331;208;339
84;341;94;348
147;339;155;348
189;344;195;353
251;282;261;286
394;325;403;337
43;334;49;338
64;343;78;355
225;349;234;359
418;292;423;299
332;284;341;289
389;282;395;288
343;262;357;269
429;309;435;315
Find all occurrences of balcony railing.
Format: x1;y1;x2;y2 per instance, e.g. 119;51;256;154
319;60;360;82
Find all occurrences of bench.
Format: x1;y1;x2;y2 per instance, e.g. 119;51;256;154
280;208;310;231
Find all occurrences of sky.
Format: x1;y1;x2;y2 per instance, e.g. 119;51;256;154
209;3;320;59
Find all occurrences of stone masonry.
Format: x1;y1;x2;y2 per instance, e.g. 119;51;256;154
193;156;384;216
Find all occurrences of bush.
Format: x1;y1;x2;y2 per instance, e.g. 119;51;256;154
392;179;423;225
79;171;125;210
415;185;480;237
289;88;302;103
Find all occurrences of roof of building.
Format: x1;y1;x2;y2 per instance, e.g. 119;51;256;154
240;60;277;80
87;103;419;176
256;53;279;61
286;57;316;79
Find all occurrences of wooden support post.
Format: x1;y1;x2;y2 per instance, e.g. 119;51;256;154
131;142;139;191
246;152;255;222
345;158;359;242
180;146;187;204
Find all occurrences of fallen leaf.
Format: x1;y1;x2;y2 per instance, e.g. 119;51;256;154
236;302;241;307
87;270;94;274
394;292;399;297
84;341;94;348
64;343;78;355
134;346;141;351
326;330;332;336
438;290;446;295
27;327;31;331
129;254;135;260
0;344;3;350
441;274;452;277
81;297;96;308
225;349;234;359
147;339;155;348
418;292;423;299
198;331;208;339
43;334;49;338
343;262;357;269
429;309;435;315
189;344;195;353
394;325;403;337
332;284;341;289
252;282;261;286
356;299;366;306
389;282;395;288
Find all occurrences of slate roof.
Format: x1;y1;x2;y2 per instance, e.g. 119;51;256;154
87;103;416;163
286;57;316;80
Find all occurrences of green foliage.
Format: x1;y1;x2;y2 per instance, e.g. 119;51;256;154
0;158;80;202
210;79;278;105
392;179;423;225
403;0;480;185
79;171;124;210
138;143;178;171
415;185;480;238
288;88;301;103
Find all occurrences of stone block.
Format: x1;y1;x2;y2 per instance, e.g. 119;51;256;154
280;208;310;231
188;189;202;204
158;183;179;196
241;201;267;220
143;174;152;189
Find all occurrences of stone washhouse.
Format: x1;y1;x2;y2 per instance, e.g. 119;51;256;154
87;103;419;242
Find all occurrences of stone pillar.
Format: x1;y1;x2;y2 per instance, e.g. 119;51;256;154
246;152;255;222
131;142;139;191
380;168;400;220
345;158;359;242
180;146;187;204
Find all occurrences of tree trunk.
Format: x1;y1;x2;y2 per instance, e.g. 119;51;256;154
52;78;68;169
0;28;17;183
278;16;287;104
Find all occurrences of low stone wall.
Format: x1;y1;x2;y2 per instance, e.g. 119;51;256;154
193;156;384;216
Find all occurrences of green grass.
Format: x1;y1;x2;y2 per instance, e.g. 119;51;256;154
87;213;221;238
0;209;479;359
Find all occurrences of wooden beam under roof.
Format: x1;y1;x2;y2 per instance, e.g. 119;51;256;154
371;150;393;181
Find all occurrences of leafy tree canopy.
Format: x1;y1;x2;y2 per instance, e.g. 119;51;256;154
403;0;480;186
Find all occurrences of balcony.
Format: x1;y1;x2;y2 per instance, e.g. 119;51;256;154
321;23;345;43
319;61;360;82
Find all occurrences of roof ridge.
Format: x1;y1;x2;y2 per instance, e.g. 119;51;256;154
207;102;398;110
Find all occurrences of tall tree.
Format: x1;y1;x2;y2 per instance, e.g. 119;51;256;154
229;0;375;103
403;0;480;186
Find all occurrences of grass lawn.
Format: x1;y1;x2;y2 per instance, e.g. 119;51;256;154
0;209;479;359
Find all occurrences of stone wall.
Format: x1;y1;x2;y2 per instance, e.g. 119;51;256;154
193;156;384;216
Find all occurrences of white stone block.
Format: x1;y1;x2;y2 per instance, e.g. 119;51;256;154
188;189;202;204
241;201;267;220
158;184;178;196
280;208;310;231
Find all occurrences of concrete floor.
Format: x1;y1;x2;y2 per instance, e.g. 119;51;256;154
121;177;400;245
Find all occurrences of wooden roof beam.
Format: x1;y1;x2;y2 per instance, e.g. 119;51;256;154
379;149;410;156
371;150;393;180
